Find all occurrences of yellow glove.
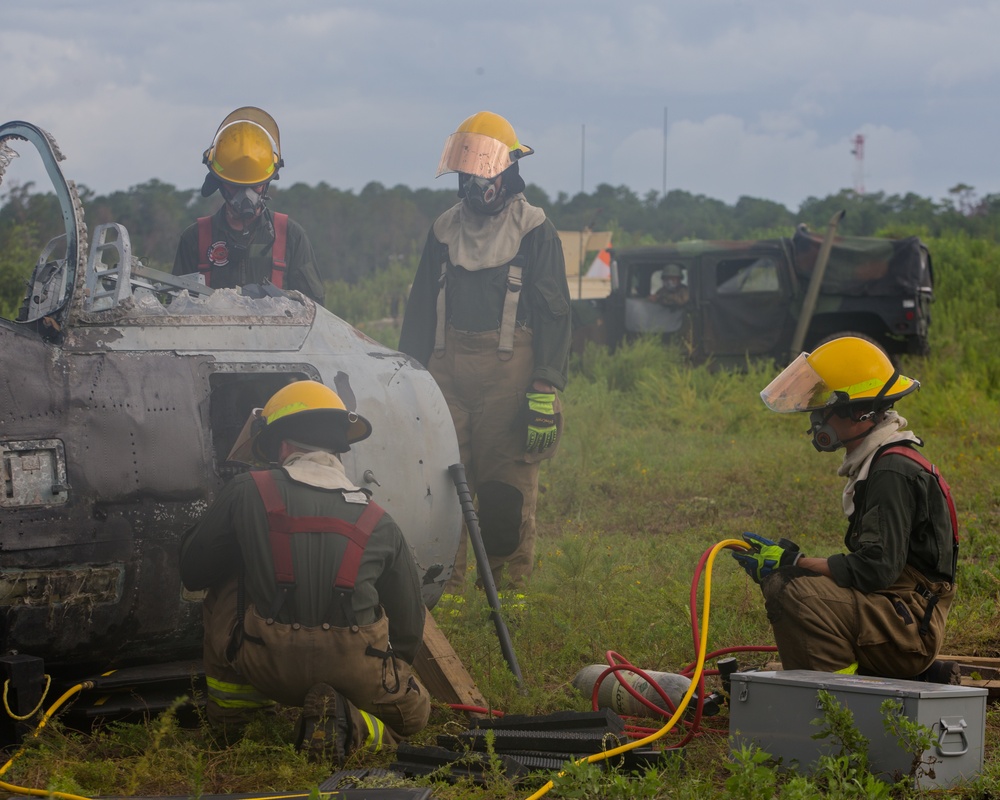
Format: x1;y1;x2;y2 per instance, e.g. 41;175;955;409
525;391;557;453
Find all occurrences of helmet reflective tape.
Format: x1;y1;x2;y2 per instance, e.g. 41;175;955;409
206;676;275;710
359;709;386;752
265;400;312;426
833;377;883;398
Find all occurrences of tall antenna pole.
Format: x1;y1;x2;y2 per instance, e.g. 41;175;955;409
662;106;668;197
851;133;865;195
581;123;586;194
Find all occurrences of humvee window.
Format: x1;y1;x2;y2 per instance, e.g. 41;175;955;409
716;257;779;294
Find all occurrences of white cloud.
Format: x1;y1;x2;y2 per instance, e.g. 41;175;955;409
3;0;1000;209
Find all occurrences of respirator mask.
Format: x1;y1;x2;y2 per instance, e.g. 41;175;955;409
221;181;268;222
808;408;842;452
460;173;507;214
808;398;878;453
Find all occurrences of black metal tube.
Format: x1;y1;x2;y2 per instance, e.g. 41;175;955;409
448;463;524;687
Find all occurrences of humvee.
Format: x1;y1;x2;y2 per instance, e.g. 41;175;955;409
570;224;934;365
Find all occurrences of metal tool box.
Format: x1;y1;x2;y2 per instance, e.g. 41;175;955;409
729;670;986;788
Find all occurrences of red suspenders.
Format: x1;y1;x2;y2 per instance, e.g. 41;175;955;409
249;470;384;621
196;212;289;289
878;445;959;545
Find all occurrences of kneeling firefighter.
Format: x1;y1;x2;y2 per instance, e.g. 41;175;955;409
179;380;431;763
732;336;959;682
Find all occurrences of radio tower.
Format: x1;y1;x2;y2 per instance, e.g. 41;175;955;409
851;134;865;195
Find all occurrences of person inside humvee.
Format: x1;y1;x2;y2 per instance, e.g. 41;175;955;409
648;263;690;307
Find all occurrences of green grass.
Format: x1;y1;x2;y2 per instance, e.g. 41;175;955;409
4;231;1000;798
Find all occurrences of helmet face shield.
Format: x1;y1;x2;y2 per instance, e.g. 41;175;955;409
761;337;919;414
437;131;516;179
760;353;836;412
204;120;280;186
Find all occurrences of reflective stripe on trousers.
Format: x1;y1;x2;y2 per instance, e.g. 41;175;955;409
359;709;386;752
205;675;275;710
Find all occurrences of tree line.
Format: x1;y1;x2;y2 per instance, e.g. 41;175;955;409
1;176;999;317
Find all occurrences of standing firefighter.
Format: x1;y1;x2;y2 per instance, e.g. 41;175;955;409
179;381;430;764
732;336;960;682
173;106;326;303
398;111;572;590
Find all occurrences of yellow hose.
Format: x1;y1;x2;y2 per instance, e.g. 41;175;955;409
522;537;749;800
0;681;96;800
1;536;752;800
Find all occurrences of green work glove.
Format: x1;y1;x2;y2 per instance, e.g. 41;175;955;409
525;391;558;453
732;532;802;584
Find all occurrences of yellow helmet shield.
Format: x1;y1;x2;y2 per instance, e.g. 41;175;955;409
435;111;534;179
761;336;918;413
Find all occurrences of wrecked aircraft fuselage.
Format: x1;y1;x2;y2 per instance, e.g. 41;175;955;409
0;121;461;674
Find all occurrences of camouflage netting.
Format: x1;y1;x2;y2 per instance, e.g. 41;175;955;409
791;227;930;297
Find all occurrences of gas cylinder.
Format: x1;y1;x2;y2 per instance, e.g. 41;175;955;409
572;664;692;716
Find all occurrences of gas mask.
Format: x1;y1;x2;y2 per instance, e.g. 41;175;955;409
808;408;842;452
220;181;268;222
460;173;507;214
808;405;878;452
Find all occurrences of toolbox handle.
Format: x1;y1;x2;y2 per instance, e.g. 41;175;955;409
936;717;969;757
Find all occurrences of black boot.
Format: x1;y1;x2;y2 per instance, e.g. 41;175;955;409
916;660;961;685
294;683;350;766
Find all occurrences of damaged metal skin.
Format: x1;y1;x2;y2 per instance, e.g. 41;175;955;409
0;120;461;674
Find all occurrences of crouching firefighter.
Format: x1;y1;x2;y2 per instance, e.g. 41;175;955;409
731;336;960;683
179;380;431;764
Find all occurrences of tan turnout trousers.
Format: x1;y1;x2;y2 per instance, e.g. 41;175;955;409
430;326;557;590
761;564;955;677
202;577;430;747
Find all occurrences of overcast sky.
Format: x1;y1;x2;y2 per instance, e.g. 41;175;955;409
3;1;998;211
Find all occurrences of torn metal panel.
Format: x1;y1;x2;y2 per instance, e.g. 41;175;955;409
0;119;462;674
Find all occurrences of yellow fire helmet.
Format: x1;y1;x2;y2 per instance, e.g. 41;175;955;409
760;336;919;413
227;380;372;464
202;106;283;186
436;111;534;180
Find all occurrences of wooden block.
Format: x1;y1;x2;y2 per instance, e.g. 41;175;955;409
960;679;1000;702
413;609;488;714
939;654;1000;671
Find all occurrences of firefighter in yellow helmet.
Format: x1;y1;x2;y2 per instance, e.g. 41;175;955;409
172;107;325;303
732;337;959;683
398;111;572;590
179;380;430;764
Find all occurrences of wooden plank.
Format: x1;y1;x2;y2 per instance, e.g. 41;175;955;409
962;679;1000;699
413;609;488;714
939;654;1000;670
